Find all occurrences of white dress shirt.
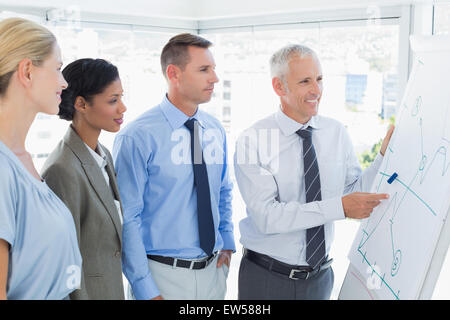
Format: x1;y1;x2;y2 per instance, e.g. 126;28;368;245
234;109;383;266
84;143;123;225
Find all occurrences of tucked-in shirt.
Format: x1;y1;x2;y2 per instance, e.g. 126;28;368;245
84;142;123;225
234;109;383;266
0;140;82;300
113;95;235;299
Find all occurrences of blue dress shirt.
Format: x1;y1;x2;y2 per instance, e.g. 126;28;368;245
113;95;235;299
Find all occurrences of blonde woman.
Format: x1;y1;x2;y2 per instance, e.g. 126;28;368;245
0;17;82;300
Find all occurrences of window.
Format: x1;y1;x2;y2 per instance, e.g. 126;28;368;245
27;25;175;170
433;2;450;34
203;23;399;152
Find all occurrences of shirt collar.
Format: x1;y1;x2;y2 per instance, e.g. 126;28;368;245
160;94;205;130
275;108;320;136
84;142;107;169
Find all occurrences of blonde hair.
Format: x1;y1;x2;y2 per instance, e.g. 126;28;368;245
0;17;56;96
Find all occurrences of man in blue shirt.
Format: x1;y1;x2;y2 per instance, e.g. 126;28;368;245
113;33;235;300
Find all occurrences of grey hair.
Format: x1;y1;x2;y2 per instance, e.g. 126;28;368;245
270;44;317;81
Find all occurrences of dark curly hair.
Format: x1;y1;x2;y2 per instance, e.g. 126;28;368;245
58;58;119;121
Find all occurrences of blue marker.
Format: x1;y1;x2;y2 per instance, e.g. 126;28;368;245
387;173;398;184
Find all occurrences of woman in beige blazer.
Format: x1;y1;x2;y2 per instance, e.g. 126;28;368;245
42;58;127;300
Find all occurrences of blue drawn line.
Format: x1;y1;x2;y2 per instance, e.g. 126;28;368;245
379;172;437;216
419;146;450;184
357;247;400;300
359;189;403;278
359;193;398;249
376;147;394;192
356;73;450;299
416;116;450;184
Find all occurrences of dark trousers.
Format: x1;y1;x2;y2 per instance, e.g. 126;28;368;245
238;252;334;300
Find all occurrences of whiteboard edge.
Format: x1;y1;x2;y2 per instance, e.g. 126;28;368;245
418;203;450;299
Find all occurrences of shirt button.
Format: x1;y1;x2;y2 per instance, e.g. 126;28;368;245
115;251;121;258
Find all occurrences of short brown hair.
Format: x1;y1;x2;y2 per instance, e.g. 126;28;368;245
160;33;212;78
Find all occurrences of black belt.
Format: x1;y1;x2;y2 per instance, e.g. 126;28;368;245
147;252;217;270
244;249;333;280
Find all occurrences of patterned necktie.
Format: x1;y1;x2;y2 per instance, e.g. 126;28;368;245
296;126;326;269
184;118;215;256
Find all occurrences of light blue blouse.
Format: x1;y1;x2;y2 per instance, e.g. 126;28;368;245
0;140;82;300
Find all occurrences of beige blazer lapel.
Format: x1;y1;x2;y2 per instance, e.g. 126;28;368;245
64;126;122;245
102;145;124;243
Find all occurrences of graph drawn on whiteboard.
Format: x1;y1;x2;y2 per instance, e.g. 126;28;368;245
348;49;450;300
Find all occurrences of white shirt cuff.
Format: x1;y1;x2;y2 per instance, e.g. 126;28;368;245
319;196;346;222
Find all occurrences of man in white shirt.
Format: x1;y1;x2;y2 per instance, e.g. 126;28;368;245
234;44;394;300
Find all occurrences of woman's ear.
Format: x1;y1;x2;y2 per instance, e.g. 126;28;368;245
16;58;34;88
74;96;87;113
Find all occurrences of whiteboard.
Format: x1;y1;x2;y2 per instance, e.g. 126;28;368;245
339;35;450;300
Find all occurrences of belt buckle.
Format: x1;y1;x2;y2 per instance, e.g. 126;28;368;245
205;253;217;268
204;252;217;268
289;269;309;280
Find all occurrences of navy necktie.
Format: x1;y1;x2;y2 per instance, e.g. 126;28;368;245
297;126;326;269
185;118;215;256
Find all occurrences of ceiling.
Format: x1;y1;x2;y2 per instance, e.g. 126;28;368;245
0;0;436;21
